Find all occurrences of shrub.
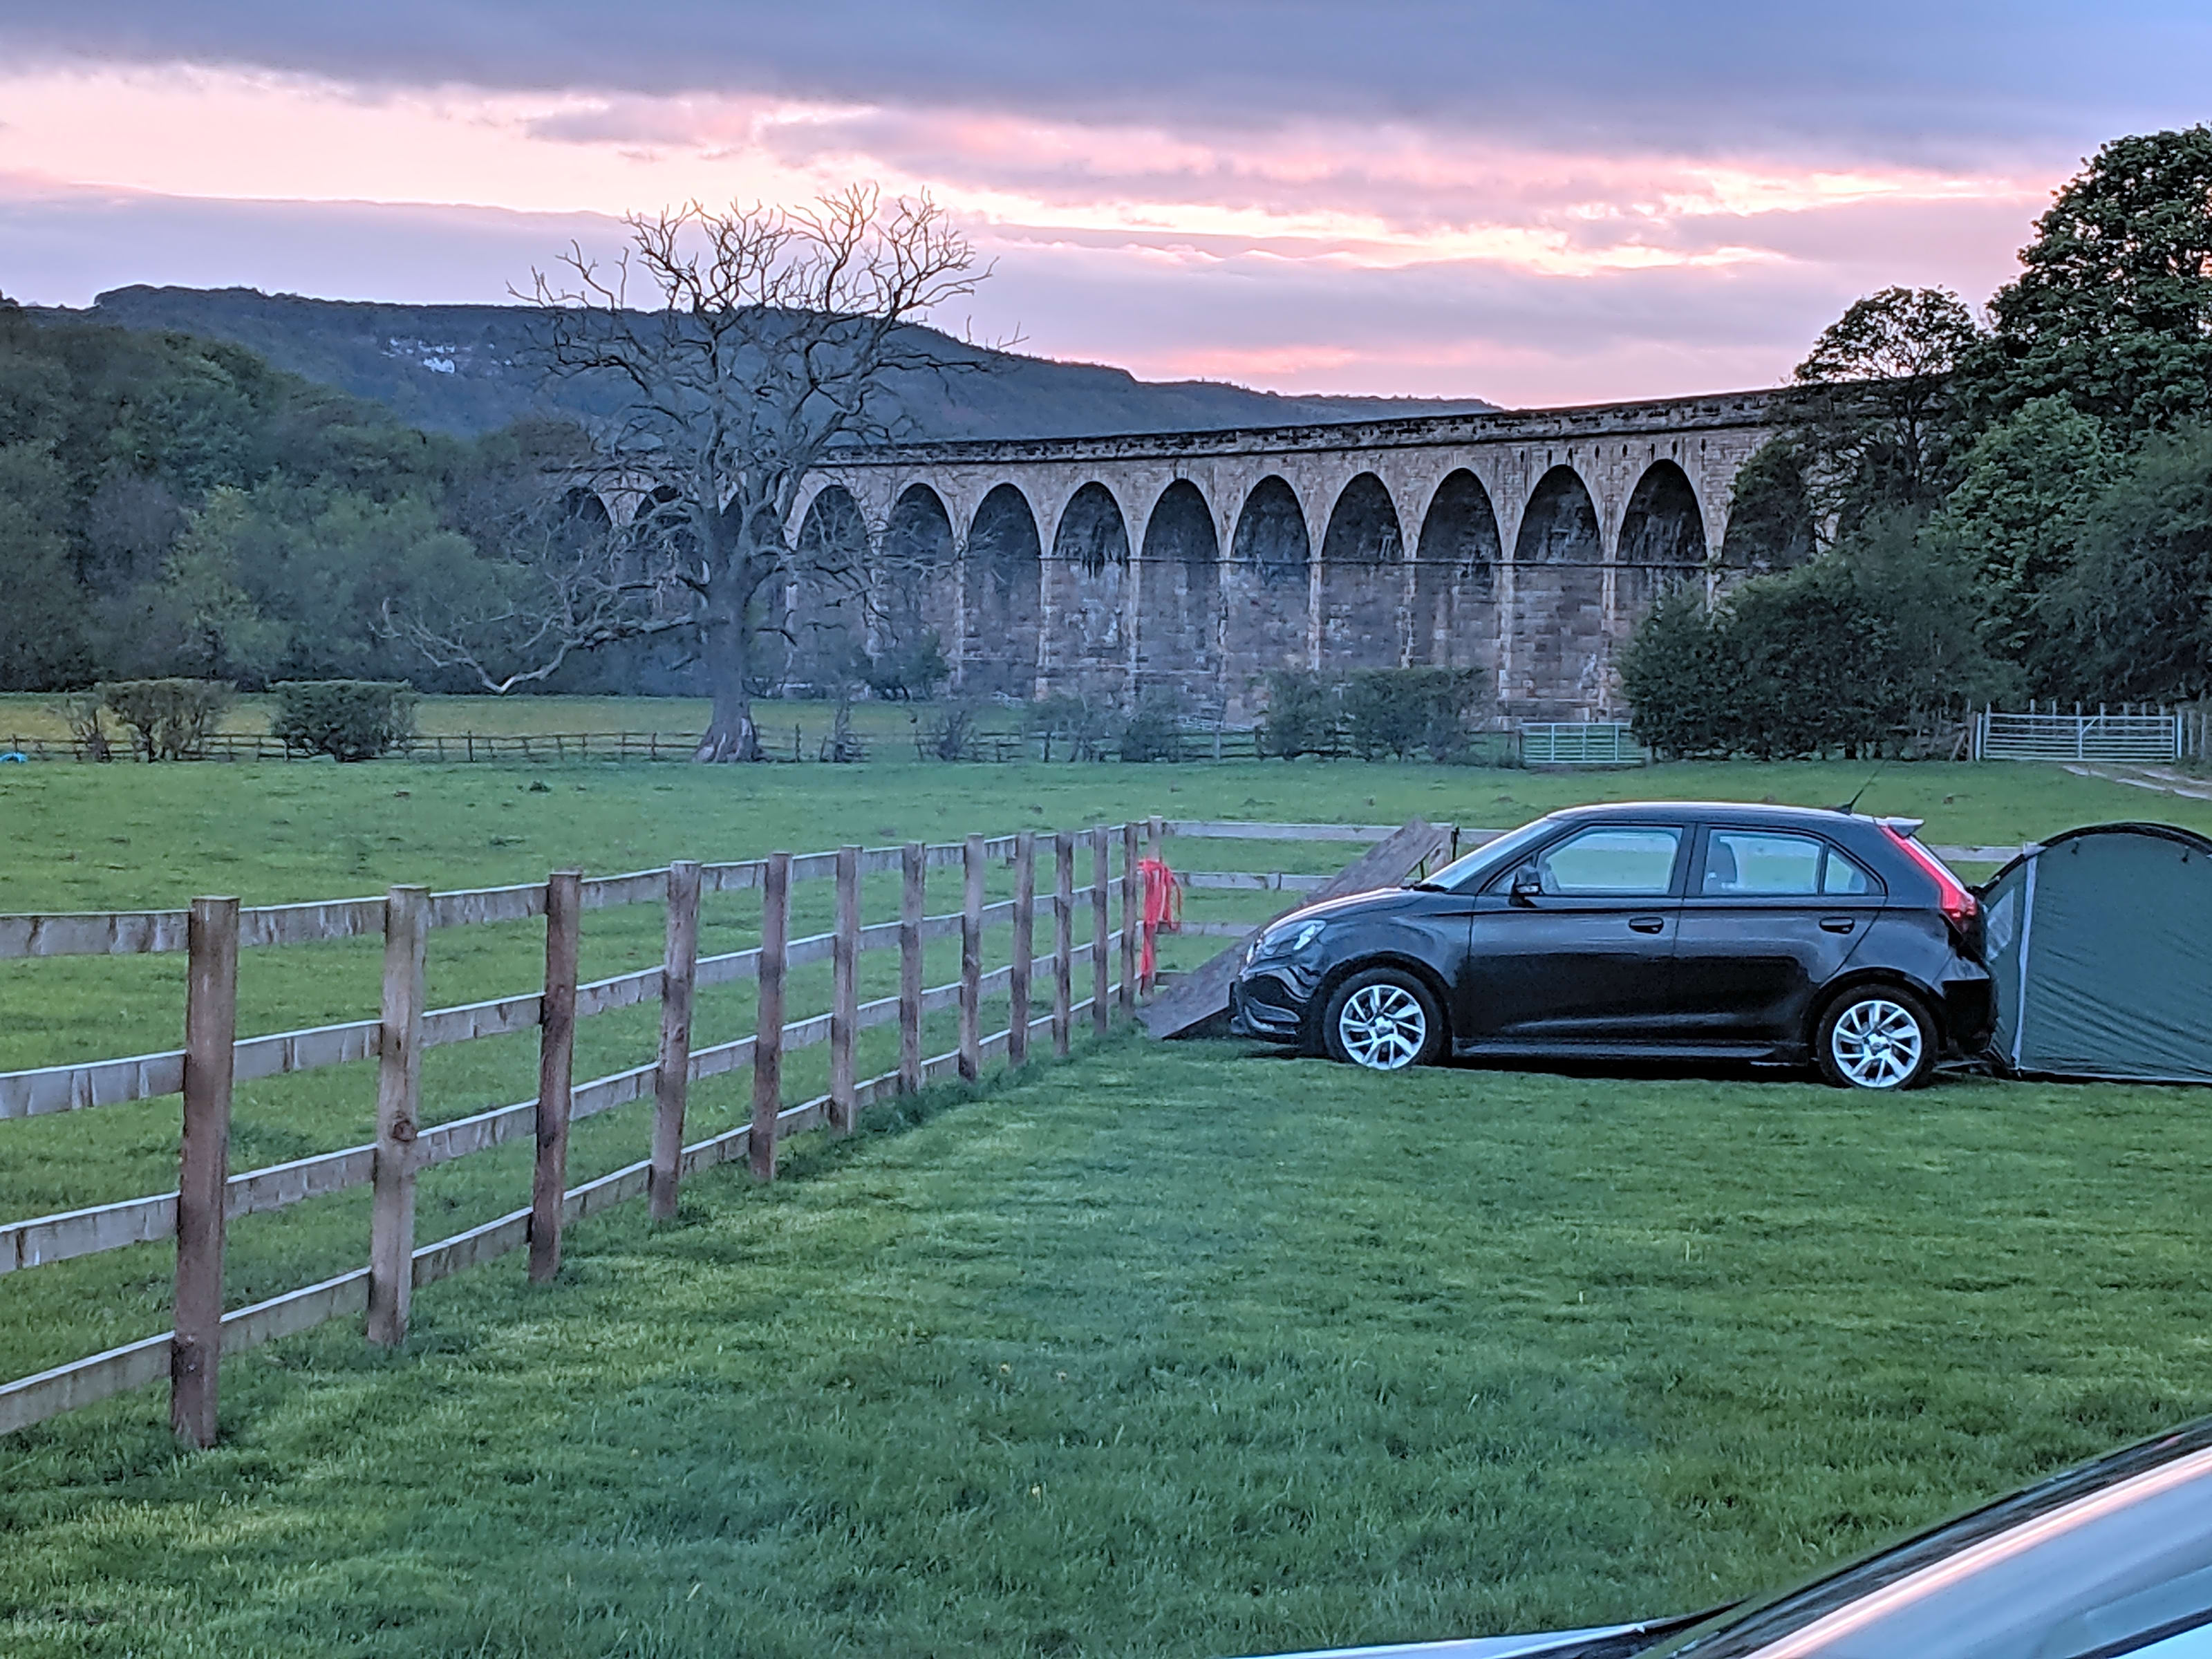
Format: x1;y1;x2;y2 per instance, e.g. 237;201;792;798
55;693;114;761
1258;671;1342;758
1341;668;1485;760
1024;694;1121;762
916;703;981;762
1119;692;1187;762
97;678;233;760
271;679;418;762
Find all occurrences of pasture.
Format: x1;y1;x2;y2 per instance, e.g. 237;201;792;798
3;729;2210;1656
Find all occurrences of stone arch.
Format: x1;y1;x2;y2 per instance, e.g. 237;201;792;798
561;487;612;532
789;484;870;692
1411;470;1501;693
1615;459;1708;621
1137;479;1219;702
1318;472;1405;669
1223;475;1311;714
965;483;1043;700
1511;465;1607;718
1048;481;1132;694
879;483;959;688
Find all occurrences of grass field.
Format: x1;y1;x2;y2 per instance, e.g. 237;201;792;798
0;692;988;751
5;743;2212;1655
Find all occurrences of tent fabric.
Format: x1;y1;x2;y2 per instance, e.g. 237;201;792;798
1982;823;2212;1084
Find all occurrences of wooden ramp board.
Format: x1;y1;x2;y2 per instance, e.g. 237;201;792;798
1137;818;1450;1040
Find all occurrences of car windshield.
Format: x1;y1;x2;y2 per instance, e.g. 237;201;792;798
1416;818;1562;891
1651;1423;2212;1659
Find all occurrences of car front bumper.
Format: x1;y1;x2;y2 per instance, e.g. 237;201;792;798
1230;970;1310;1042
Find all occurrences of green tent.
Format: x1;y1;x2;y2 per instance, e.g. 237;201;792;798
1981;823;2212;1083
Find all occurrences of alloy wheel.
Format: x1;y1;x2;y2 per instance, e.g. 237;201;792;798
1336;982;1428;1071
1830;997;1924;1089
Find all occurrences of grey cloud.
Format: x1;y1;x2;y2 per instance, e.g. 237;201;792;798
3;1;2208;169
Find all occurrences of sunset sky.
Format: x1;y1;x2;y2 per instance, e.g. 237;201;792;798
1;3;2205;406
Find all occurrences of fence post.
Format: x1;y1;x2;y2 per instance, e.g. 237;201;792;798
650;860;701;1221
368;884;429;1346
1053;832;1074;1057
1120;821;1139;1012
1010;832;1035;1066
752;851;791;1182
830;845;861;1134
172;894;238;1447
529;870;581;1285
900;843;925;1093
1090;826;1111;1033
1145;818;1165;995
960;834;984;1081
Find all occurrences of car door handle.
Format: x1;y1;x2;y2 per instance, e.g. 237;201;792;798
1819;917;1856;934
1628;916;1667;934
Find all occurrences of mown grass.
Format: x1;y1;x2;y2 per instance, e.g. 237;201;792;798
5;749;2210;1655
3;1040;2210;1658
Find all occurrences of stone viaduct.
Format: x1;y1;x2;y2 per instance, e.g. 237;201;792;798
594;387;1783;723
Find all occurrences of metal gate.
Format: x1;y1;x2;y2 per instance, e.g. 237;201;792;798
1972;710;2183;763
1519;722;1647;767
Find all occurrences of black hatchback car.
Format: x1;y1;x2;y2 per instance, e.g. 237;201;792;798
1228;803;1993;1089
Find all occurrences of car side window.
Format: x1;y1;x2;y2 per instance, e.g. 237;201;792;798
1526;826;1683;897
1821;847;1879;895
1701;830;1824;896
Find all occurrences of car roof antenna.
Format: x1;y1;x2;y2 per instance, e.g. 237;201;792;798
1835;757;1890;816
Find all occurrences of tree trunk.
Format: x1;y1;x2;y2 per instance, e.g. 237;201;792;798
695;565;761;762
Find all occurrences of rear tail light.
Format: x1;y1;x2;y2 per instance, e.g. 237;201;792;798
1884;824;1978;936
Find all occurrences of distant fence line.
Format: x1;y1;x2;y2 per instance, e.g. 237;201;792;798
1;722;1653;769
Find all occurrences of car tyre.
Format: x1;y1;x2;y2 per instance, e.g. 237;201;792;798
1321;966;1445;1071
1815;986;1938;1090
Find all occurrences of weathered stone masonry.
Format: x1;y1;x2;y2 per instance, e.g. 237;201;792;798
748;388;1777;722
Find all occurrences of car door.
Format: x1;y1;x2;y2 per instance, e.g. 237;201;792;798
1461;822;1689;1045
1669;825;1887;1048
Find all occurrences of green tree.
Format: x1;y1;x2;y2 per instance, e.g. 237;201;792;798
2040;424;2212;702
1970;126;2212;438
1788;286;1981;535
1921;397;2117;682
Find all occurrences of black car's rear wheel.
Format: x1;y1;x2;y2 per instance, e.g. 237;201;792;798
1322;968;1444;1071
1815;986;1937;1090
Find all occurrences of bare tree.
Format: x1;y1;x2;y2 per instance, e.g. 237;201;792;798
388;186;987;760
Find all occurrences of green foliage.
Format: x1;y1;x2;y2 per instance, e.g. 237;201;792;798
1625;525;2008;761
1922;399;2119;680
0;303;554;694
1340;668;1485;760
2040;424;2212;702
96;678;234;761
1259;670;1343;758
1971;126;2212;438
1118;691;1186;762
270;679;420;762
1787;286;1980;534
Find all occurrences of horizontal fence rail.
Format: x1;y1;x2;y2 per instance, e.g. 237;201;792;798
1;818;1150;1443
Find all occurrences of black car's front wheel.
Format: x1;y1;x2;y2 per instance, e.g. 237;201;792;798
1322;968;1444;1071
1815;986;1937;1090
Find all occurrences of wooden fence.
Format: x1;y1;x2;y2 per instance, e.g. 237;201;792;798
0;820;1179;1444
0;814;2032;1447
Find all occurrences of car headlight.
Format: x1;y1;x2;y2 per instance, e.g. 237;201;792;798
1246;917;1327;966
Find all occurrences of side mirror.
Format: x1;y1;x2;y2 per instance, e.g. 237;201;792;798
1510;863;1543;905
